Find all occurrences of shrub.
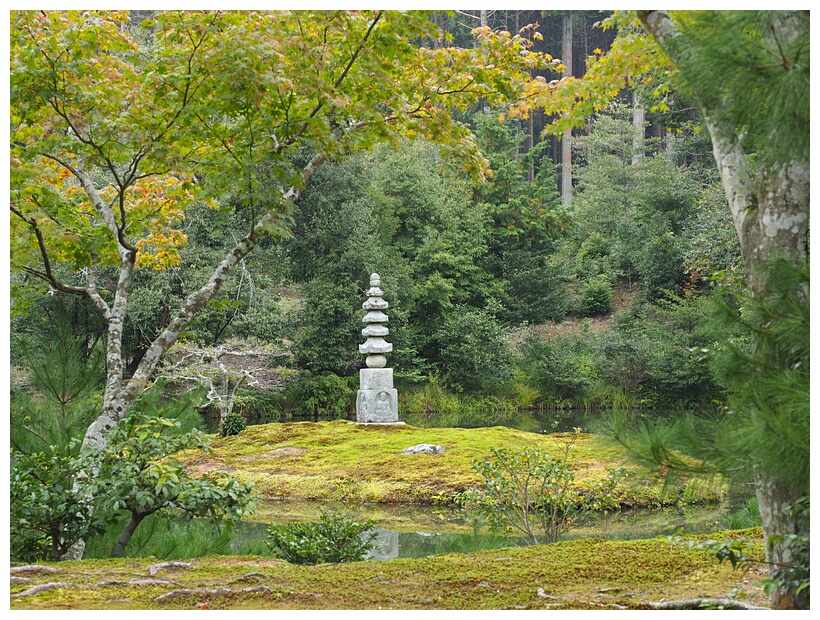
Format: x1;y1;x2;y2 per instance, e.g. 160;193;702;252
96;414;256;557
266;509;378;565
10;447;107;562
221;412;247;436
282;373;356;419
234;388;283;425
518;333;597;402
595;330;652;392
470;434;625;544
500;250;571;324
577;275;614;316
437;307;514;393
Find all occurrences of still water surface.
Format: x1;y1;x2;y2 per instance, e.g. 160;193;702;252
234;499;728;561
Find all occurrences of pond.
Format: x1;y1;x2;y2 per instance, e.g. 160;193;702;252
231;499;729;561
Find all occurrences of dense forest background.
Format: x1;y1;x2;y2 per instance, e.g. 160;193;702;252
9;10;745;434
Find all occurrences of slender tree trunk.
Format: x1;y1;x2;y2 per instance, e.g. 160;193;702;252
480;10;488;28
110;512;148;558
631;91;644;165
527;113;535;183
560;12;573;205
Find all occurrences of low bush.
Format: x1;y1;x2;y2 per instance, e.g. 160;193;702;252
437;307;515;393
469;433;625;544
10;446;107;562
281;373;357;419
577;275;614;317
221;413;247;437
266;509;378;565
518;333;597;403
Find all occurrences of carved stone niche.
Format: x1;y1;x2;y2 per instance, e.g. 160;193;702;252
356;369;398;423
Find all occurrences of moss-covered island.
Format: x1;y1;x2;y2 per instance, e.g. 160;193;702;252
182;420;726;507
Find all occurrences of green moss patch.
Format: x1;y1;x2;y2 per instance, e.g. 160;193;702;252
183;421;725;506
10;530;768;610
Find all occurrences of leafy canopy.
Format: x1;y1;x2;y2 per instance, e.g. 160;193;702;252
10;10;555;296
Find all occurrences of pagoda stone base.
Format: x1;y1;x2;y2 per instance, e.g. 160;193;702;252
356;368;399;423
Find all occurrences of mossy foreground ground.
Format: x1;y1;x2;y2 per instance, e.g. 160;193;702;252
10;531;768;610
183;420;725;506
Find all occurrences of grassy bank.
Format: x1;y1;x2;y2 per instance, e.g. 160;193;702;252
10;529;768;610
182;421;725;506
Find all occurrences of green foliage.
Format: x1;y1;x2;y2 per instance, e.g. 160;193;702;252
96;413;256;557
496;248;571;324
437;307;515;393
721;496;761;530
632;218;685;296
10;446;107;562
471;110;565;245
293;279;362;375
672;11;809;168
569;105;698;297
518;333;596;403
577;275;614;317
399;380;532;431
595;292;720;405
288;141;504;378
82;511;271;560
234;388;282;425
470;435;625;544
281;373;357;419
707;260;809;495
11;308;104;455
221;412;247;437
265;509;378;565
575;232;613;279
128;378;205;434
681;184;742;283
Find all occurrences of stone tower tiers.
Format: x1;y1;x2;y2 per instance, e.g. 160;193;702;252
356;273;400;424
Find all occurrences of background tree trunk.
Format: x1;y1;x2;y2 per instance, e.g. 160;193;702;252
631;91;644;165
560;12;573;205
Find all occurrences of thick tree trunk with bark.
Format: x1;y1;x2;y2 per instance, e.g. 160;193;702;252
637;10;809;610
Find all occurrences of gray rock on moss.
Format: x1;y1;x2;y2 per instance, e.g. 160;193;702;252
402;444;445;455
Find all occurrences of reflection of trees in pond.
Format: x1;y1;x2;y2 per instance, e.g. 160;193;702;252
83;502;734;561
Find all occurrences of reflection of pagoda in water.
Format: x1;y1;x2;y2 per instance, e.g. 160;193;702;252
356;273;400;424
365;527;399;560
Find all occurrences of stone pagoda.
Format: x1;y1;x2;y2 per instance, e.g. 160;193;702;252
356;273;400;424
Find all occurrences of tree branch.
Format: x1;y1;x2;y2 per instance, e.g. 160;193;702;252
645;599;769;610
125;148;329;401
10;205;112;319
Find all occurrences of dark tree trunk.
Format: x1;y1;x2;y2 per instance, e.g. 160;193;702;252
110;511;148;558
